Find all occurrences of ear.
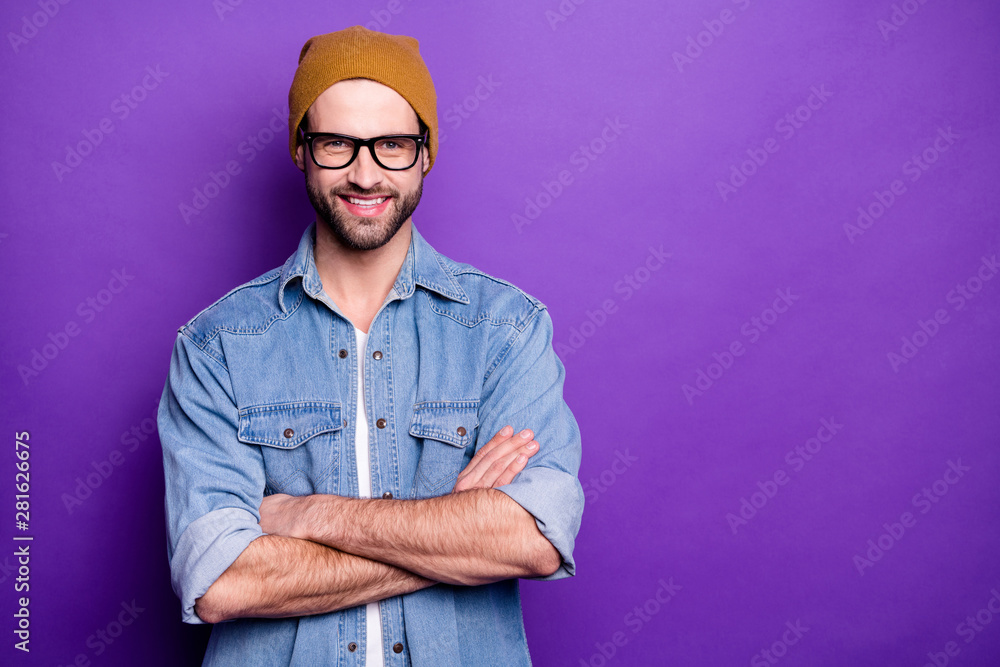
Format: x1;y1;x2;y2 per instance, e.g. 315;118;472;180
294;143;306;173
421;143;430;174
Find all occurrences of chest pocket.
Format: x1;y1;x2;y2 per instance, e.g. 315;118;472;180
409;400;479;498
238;401;343;495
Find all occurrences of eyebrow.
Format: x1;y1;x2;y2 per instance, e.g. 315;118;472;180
312;127;420;134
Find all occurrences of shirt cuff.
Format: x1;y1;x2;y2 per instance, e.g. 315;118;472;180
170;507;264;624
496;466;584;581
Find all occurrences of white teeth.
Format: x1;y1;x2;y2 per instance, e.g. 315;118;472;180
346;197;386;206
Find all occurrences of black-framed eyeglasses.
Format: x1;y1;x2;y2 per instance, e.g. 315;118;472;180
302;131;427;170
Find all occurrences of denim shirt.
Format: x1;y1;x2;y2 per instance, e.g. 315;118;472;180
157;221;584;667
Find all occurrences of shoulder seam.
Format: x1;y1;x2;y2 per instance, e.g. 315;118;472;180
450;264;544;311
182;288;305;350
177;328;230;373
180;268;283;331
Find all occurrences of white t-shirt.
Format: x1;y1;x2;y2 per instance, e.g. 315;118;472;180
354;326;385;667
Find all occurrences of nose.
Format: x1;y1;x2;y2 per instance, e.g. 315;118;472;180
347;145;384;191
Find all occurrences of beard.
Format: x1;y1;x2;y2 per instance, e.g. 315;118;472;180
306;177;423;251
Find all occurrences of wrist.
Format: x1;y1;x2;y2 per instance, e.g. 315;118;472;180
302;494;342;544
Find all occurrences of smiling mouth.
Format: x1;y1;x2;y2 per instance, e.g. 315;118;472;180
337;194;393;217
341;196;388;207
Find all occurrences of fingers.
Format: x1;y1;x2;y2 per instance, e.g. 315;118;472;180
458;426;531;486
454;426;539;492
455;426;512;488
478;438;536;488
490;450;531;488
467;425;514;466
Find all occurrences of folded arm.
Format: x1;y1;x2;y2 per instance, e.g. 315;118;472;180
261;488;559;587
160;333;435;624
258;424;558;587
194;534;434;624
258;305;584;587
196;424;545;623
162;302;581;625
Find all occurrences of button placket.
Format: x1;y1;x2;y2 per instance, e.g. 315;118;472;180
362;314;392;505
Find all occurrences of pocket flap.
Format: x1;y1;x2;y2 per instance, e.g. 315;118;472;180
409;400;480;448
238;401;342;449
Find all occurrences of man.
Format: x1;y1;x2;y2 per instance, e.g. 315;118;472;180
158;25;584;666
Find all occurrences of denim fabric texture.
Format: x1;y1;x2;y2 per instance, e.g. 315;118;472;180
157;221;584;666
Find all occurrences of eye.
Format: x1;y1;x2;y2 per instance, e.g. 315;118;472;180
317;137;351;151
376;138;416;153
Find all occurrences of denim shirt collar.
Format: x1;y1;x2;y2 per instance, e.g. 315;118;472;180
277;221;470;313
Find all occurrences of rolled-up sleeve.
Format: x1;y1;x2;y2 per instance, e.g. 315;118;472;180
157;330;266;623
483;305;584;581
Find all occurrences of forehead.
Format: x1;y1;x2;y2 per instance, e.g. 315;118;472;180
307;78;420;136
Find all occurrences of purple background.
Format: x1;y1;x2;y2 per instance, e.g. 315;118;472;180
2;0;999;665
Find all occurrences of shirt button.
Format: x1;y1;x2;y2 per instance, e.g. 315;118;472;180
393;642;404;654
376;418;386;429
382;491;393;499
283;428;294;439
348;642;357;652
343;419;347;427
338;349;348;358
456;426;466;436
372;350;383;360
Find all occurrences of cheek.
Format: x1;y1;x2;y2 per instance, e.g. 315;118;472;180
308;171;344;195
390;175;419;196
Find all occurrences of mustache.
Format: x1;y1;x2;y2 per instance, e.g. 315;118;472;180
332;186;397;198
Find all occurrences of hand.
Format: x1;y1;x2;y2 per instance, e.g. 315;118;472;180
453;425;539;493
259;493;308;539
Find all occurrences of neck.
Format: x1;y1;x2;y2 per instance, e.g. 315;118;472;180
313;218;411;332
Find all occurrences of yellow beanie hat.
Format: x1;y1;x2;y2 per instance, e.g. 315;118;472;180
288;26;439;174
